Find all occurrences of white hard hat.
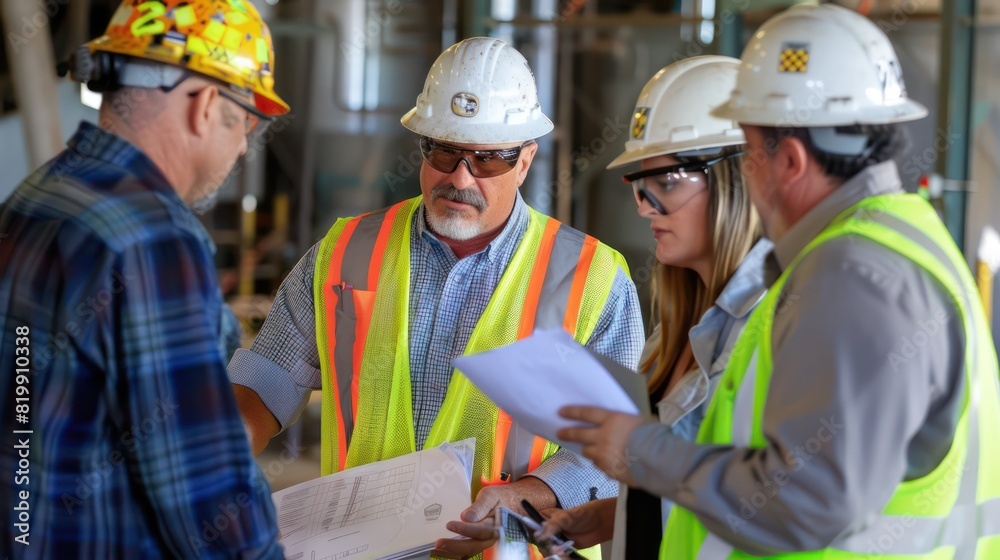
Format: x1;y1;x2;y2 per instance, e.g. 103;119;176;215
712;3;928;127
608;55;745;169
401;37;554;145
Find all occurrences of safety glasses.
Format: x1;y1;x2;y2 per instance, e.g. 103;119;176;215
419;137;532;178
622;151;744;215
185;83;272;136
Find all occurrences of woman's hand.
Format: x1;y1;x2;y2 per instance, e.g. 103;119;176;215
536;498;617;549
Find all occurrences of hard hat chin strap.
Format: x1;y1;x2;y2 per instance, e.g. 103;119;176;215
806;127;876;159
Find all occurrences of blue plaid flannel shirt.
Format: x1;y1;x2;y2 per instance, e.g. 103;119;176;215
0;122;281;559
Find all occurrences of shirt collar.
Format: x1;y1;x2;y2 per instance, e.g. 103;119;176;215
68;122;175;196
67;122;217;255
714;238;773;319
416;190;530;263
767;160;904;280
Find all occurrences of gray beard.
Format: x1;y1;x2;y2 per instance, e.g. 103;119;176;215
424;207;484;241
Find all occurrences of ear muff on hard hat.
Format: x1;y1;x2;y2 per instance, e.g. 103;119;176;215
401;37;553;145
711;3;926;128
65;0;289;116
608;56;745;170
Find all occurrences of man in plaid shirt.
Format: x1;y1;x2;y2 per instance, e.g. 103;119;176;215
0;0;290;557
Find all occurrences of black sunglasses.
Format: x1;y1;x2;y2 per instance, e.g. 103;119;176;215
622;150;744;215
419;137;533;178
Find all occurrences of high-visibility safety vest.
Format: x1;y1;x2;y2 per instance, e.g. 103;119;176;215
313;196;629;559
660;194;1000;559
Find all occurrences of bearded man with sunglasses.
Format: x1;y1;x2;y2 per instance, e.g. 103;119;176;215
230;37;644;559
0;1;287;557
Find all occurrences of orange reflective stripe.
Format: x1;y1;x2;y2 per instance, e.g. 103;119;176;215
326;218;362;472
518;218;561;339
347;203;401;423
367;203;402;290
563;235;598;334
528;546;546;560
486;410;514;485
528;436;548;472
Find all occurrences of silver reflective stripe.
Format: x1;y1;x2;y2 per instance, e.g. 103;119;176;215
534;223;586;331
730;350;758;447
696;533;734;560
980;497;1000;537
506;423;542;479
950;357;979;560
507;223;586;477
341;210;387;289
832;205;986;557
835;514;947;554
332;284;356;448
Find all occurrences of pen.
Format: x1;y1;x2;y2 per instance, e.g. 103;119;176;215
520;499;585;560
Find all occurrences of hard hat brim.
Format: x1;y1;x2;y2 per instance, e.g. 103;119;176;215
710;98;929;128
401;109;554;145
606;134;745;170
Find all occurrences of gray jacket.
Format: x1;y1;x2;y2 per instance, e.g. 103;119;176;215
625;161;967;554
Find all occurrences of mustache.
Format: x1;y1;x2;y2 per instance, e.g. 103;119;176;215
430;184;487;211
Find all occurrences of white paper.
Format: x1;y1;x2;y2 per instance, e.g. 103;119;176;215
273;439;475;560
452;329;640;454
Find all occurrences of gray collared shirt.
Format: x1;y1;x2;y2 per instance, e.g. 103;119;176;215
626;161;966;553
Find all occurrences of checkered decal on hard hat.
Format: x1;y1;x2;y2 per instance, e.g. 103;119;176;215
631;107;650;139
779;43;809;73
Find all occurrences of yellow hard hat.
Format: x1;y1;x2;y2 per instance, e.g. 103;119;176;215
84;0;289;116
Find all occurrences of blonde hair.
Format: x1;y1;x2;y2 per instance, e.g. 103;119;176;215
642;146;762;397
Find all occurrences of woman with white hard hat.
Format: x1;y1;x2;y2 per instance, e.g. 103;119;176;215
537;55;771;558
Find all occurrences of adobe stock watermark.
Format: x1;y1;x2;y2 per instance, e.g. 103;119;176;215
725;416;845;534
382;138;424;194
526;115;630;212
5;0;70;54
191;111;298;215
396;457;466;522
887;308;950;372
900;128;963;184
860;459;966;557
872;0;931;34
188;469;275;553
32;268;137;372
338;0;414;60
60;397;181;513
257;440;306;483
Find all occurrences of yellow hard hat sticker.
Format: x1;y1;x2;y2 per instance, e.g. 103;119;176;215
632;107;650;140
779;43;809;73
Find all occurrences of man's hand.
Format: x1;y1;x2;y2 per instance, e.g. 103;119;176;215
557;406;653;485
431;477;558;558
537;498;616;549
